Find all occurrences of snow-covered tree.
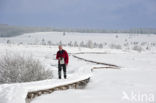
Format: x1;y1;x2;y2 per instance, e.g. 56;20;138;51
132;45;143;52
93;42;98;48
115;35;119;38
6;40;11;44
98;43;103;48
87;40;94;48
109;44;122;49
146;46;150;50
74;41;78;47
80;41;85;47
41;38;46;45
58;41;63;45
47;40;52;46
68;41;73;47
63;32;66;36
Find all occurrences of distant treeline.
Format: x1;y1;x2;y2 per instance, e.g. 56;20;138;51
0;24;54;37
0;24;156;37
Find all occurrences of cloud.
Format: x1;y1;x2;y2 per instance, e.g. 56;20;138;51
0;0;156;28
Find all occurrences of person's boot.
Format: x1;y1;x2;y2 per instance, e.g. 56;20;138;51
64;75;67;79
59;76;61;79
64;71;67;79
58;71;61;79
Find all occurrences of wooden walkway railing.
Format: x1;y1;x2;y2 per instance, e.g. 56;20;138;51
26;77;90;103
72;55;120;69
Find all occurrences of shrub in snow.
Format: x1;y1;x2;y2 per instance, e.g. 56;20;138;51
0;54;52;84
132;45;144;52
109;44;122;49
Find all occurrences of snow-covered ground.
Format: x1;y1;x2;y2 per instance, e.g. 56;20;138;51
32;51;156;103
1;32;156;51
0;32;156;103
0;44;94;103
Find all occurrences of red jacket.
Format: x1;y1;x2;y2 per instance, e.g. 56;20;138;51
56;49;69;65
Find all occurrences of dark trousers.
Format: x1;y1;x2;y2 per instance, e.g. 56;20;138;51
58;64;66;79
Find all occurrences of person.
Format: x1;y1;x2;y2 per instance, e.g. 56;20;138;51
56;45;69;79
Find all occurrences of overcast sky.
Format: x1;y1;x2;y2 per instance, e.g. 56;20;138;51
0;0;156;29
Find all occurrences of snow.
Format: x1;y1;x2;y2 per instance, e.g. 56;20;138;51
1;32;156;50
0;32;156;103
0;44;93;103
76;52;156;70
32;70;155;103
31;52;156;103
